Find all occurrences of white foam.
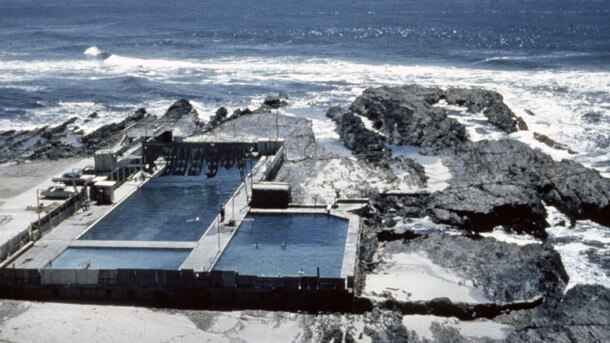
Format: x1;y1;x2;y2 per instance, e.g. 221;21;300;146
83;46;103;57
480;228;541;246
545;205;610;289
3;55;609;178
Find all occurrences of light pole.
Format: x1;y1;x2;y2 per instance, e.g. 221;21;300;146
217;215;221;252
231;192;235;224
71;168;78;194
35;189;44;240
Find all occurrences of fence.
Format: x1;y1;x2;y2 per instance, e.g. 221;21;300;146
0;187;88;264
107;163;142;187
0;230;29;264
30;187;88;239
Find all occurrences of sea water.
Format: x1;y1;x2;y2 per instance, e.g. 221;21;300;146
48;247;190;270
213;214;349;277
80;166;249;241
1;0;608;287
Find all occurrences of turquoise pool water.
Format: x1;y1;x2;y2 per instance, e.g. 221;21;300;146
48;247;190;270
213;213;348;277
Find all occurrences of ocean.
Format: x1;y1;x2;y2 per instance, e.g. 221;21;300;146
0;0;609;287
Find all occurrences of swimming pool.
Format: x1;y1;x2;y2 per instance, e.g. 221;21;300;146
213;213;349;277
80;165;250;241
48;247;191;270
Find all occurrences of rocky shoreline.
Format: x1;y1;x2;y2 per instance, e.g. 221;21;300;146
326;85;609;341
1;86;608;342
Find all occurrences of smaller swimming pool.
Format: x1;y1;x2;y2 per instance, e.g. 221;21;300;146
213;213;349;277
48;247;191;270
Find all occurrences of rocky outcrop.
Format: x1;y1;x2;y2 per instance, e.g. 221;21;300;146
434;139;610;231
394;235;569;302
326;106;389;163
443;87;527;133
163;99;194;120
348;85;468;153
0;103;165;163
208;107;229;129
499;285;610;342
263;93;289;109
533;132;577;154
336;86;609;236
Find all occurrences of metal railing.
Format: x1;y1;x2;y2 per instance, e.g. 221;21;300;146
108;164;142;187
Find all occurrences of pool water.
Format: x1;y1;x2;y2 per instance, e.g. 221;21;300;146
213;213;349;277
48;247;190;270
80;165;251;241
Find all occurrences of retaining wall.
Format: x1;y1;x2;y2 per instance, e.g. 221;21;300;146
0;268;354;312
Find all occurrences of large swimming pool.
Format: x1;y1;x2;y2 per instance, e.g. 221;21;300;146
213;213;349;277
80;166;249;241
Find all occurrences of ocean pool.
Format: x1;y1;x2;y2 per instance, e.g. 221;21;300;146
48;247;191;270
80;165;250;241
213;213;348;277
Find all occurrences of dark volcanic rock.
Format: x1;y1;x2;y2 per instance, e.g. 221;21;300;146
163;99;194;120
363;308;410;343
339;86;609;237
81;107;150;153
232;108;252;118
443;87;526;133
133;107;147;120
430;184;549;238
533;132;577;154
429;139;610;236
326;106;390;163
387;234;569;302
263;93;289;108
208;107;229;129
500;285;610;342
349;85;468;153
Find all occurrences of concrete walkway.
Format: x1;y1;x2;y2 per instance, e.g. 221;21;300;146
179;157;270;272
69;240;196;250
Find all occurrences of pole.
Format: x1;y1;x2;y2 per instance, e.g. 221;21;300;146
35;189;41;240
217;215;221;252
232;192;235;223
72;168;77;194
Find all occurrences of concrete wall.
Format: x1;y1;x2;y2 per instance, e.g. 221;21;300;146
0;268;353;312
263;145;285;181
